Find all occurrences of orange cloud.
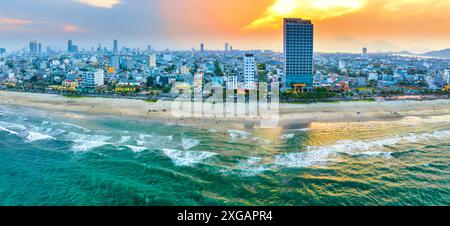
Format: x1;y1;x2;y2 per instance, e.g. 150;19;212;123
0;17;33;25
245;0;366;30
159;0;450;51
63;24;86;33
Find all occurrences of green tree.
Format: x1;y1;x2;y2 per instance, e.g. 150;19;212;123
146;76;153;88
214;61;224;77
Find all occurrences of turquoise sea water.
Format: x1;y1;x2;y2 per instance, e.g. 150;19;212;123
0;105;449;206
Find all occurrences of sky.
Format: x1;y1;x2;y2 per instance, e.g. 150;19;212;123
1;0;450;53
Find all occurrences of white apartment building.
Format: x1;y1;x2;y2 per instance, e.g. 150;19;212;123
244;54;257;90
94;69;105;86
226;75;238;90
149;53;157;68
445;69;450;84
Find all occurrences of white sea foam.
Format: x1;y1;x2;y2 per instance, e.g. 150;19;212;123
287;128;310;132
119;136;131;144
137;134;174;149
228;130;250;139
162;149;217;166
275;152;330;168
125;145;148;153
275;129;450;168
26;132;55;142
0;121;27;132
139;134;153;140
65;132;112;152
60;122;90;132
5;124;27;131
182;138;200;150
0;126;19;135
237;157;268;177
72;140;110;152
280;134;295;140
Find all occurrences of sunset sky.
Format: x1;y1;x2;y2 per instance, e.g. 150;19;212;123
1;0;450;53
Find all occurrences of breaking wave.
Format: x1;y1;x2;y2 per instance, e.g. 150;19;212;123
26;132;55;142
124;145;148;153
65;132;112;152
228;130;250;139
182;138;200;150
274;129;450;168
162;149;217;166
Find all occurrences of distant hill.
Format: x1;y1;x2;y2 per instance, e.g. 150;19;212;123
389;51;415;55
422;48;450;59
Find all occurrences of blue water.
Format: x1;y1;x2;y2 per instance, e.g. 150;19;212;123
0;105;449;206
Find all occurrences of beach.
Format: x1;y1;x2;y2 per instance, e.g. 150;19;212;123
1;90;449;205
1;90;450;130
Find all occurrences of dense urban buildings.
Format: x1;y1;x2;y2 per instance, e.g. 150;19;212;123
283;18;314;91
1;18;450;101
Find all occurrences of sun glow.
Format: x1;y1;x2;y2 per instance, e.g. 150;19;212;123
245;0;365;30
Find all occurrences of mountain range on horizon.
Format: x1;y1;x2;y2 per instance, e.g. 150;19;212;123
421;48;450;59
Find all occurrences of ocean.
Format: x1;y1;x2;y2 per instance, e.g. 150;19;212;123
0;104;449;206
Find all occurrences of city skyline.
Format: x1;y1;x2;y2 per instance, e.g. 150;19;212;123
1;0;450;53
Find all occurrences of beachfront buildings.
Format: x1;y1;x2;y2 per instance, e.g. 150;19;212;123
445;70;450;84
80;69;105;92
226;75;238;90
283;18;314;91
3;35;450;99
244;53;257;90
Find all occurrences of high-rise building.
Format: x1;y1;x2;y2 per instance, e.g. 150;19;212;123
225;43;229;52
113;39;118;53
193;72;204;93
283;18;314;90
29;41;39;55
126;58;135;70
68;40;73;52
38;43;42;55
362;47;368;56
149;53;157;68
445;69;450;84
94;69;105;86
110;55;120;71
68;40;78;53
244;53;257;90
200;43;205;52
226;75;238;90
81;70;104;91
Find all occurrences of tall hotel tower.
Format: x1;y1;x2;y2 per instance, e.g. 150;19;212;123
283;18;314;91
244;53;257;90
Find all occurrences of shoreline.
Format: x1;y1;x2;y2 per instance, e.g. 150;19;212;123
2;90;450;131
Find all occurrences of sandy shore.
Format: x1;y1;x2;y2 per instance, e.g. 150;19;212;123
1;90;450;130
